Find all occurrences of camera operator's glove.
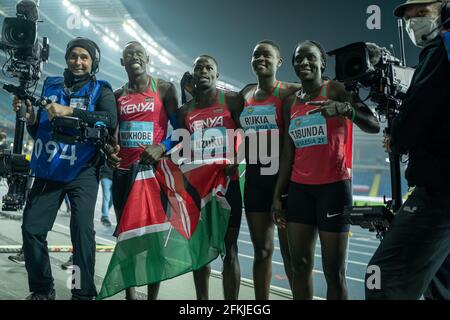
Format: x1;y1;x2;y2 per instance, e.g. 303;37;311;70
138;143;166;165
307;100;353;118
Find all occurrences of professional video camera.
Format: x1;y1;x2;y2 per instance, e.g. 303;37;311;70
328;23;415;239
0;0;49;83
0;0;49;211
50;115;115;156
328;42;414;112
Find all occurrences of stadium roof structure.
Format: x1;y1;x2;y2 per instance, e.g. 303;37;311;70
0;0;382;159
0;0;241;125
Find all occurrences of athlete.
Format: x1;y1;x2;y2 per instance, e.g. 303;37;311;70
239;40;301;299
108;41;178;300
177;55;243;300
272;40;379;300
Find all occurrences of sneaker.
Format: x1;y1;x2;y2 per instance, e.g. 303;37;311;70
101;217;112;227
8;250;25;265
25;290;56;300
61;255;73;270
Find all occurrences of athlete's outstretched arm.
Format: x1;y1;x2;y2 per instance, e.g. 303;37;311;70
280;82;302;99
309;81;380;134
337;82;379;134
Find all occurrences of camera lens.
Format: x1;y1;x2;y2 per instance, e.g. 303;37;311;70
9;28;31;43
1;18;36;48
344;56;365;78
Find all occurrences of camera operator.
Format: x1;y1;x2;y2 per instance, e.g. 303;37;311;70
12;37;117;300
366;0;450;300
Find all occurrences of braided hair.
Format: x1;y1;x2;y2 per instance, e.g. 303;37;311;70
292;40;327;73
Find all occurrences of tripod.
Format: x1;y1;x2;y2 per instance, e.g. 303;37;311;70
2;81;34;211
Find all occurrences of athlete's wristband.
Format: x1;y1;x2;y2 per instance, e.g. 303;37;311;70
350;106;357;122
342;102;356;122
160;138;172;154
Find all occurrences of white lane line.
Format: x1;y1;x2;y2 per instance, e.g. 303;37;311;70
340;249;373;257
240;224;379;242
237;253;365;283
349;237;381;244
53;222;116;246
238;240;368;267
239;230;378;250
210;270;325;300
345;242;378;250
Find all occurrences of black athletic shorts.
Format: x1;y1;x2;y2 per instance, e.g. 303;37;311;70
286;179;352;232
226;179;243;229
244;163;287;213
111;168;135;236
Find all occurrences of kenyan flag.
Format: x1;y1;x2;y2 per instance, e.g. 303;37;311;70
97;159;230;300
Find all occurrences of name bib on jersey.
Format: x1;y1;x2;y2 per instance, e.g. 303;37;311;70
289;113;328;148
192;127;229;158
120;121;154;147
240;105;278;132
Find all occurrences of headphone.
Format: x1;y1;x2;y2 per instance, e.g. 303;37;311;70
65;37;101;75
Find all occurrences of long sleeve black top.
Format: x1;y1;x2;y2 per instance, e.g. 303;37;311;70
391;35;450;190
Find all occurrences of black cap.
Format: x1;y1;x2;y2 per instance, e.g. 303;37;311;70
65;37;98;62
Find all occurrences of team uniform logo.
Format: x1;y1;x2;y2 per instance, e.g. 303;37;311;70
120;98;155;115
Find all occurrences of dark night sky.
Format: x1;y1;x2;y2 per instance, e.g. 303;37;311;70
123;0;421;87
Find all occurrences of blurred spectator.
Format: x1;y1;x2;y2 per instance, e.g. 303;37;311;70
100;165;113;227
0;132;8;152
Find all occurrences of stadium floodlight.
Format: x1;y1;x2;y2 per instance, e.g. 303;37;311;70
68;5;77;14
82;18;90;28
159;55;171;66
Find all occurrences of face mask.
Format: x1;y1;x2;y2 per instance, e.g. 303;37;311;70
406;16;441;48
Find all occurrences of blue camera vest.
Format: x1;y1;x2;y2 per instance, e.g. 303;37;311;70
30;76;111;183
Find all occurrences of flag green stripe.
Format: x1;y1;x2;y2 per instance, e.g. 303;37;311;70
97;196;230;300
